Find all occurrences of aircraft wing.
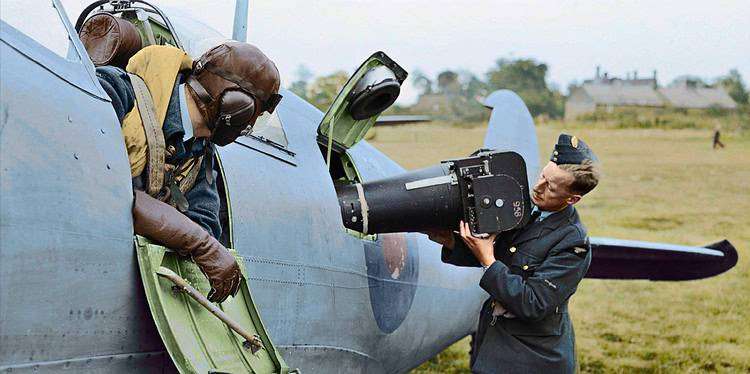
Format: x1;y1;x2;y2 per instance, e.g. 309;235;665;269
375;115;431;126
480;89;738;282
586;237;738;280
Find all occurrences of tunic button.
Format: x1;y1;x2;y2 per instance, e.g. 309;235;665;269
509;246;517;253
522;265;529;270
553;151;559;155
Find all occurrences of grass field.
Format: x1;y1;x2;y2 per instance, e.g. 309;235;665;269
366;121;750;373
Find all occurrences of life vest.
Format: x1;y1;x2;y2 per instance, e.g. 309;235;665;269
121;45;203;208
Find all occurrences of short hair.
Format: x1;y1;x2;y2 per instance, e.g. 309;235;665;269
558;160;601;195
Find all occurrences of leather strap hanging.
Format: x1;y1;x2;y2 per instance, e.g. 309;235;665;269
167;154;204;212
177;155;204;195
129;73;166;198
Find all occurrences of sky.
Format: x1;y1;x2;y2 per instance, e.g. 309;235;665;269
44;1;750;104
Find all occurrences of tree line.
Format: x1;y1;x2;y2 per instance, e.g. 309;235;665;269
288;59;748;122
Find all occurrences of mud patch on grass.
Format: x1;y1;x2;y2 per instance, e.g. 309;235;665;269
601;332;624;342
618;216;684;231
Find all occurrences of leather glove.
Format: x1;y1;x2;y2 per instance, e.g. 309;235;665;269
132;190;241;302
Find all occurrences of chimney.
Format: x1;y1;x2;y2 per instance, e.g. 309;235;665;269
634;70;638;79
653;70;658;88
596;66;601;79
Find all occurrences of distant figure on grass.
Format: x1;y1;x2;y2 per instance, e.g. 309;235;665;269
428;134;600;374
713;125;725;149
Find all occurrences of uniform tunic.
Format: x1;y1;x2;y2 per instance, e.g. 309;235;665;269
96;65;222;239
442;204;592;373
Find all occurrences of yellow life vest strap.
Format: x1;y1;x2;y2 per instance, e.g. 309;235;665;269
121;45;205;209
128;73;166;197
127;73;205;203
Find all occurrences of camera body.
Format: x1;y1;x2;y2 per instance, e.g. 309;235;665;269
336;150;531;235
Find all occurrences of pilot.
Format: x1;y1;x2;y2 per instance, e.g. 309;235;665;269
429;134;600;373
95;41;282;303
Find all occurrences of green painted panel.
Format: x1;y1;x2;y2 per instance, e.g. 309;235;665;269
135;236;289;374
318;51;406;150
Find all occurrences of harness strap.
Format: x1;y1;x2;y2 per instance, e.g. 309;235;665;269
178;155;204;195
186;76;213;103
129;73;206;210
160;154;204;212
129;73;165;197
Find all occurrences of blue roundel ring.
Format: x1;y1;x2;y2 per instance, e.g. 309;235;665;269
363;233;419;333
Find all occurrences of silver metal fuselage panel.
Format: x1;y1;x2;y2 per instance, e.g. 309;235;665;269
0;10;485;374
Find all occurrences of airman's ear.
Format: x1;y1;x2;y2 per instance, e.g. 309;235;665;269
567;194;582;206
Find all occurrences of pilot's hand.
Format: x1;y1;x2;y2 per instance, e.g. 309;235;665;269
424;229;455;249
193;247;243;303
131;190;242;304
459;220;497;267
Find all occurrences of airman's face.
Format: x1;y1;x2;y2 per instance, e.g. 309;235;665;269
531;162;580;211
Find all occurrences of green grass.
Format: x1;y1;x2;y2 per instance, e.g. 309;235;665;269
367;120;750;373
568;107;749;131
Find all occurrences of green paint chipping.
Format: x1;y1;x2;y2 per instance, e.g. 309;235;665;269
135;236;289;374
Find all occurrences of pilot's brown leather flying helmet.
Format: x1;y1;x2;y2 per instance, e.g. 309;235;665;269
186;42;282;146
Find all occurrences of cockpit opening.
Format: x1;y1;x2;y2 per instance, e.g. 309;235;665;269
318;143;361;186
75;2;235;246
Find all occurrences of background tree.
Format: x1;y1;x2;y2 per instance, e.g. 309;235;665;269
307;70;350;111
486;58;563;118
289;64;313;101
457;70;489;101
717;69;749;106
412;69;434;95
437;70;461;96
670;75;710;88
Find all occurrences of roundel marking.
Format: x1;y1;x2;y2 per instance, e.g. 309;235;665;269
364;233;419;333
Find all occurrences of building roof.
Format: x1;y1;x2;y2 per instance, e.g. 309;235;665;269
580;83;666;107
574;82;737;109
657;86;737;109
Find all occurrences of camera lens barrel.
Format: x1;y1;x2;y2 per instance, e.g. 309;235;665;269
336;151;531;235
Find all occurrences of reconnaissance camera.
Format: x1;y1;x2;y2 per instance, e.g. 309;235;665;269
336;150;531;235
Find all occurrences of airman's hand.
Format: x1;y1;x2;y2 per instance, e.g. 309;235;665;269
423;229;455;249
458;220;497;267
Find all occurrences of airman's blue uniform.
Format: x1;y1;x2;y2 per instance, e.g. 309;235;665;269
443;205;591;373
443;134;597;373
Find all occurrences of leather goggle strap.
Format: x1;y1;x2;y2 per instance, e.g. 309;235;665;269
186;76;213;105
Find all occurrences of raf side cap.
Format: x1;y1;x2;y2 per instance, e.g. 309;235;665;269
550;133;598;165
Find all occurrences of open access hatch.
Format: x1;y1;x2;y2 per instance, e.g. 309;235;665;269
317;51;407;152
135;236;290;374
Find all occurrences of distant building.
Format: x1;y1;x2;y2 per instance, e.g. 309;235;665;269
565;67;737;120
411;93;470;115
412;93;454;113
658;79;737;110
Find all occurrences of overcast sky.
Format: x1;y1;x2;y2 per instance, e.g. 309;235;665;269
55;0;750;104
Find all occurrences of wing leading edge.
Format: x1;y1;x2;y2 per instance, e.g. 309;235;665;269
586;237;738;281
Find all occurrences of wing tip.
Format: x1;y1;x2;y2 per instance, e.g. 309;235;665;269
587;238;739;281
705;239;739;274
